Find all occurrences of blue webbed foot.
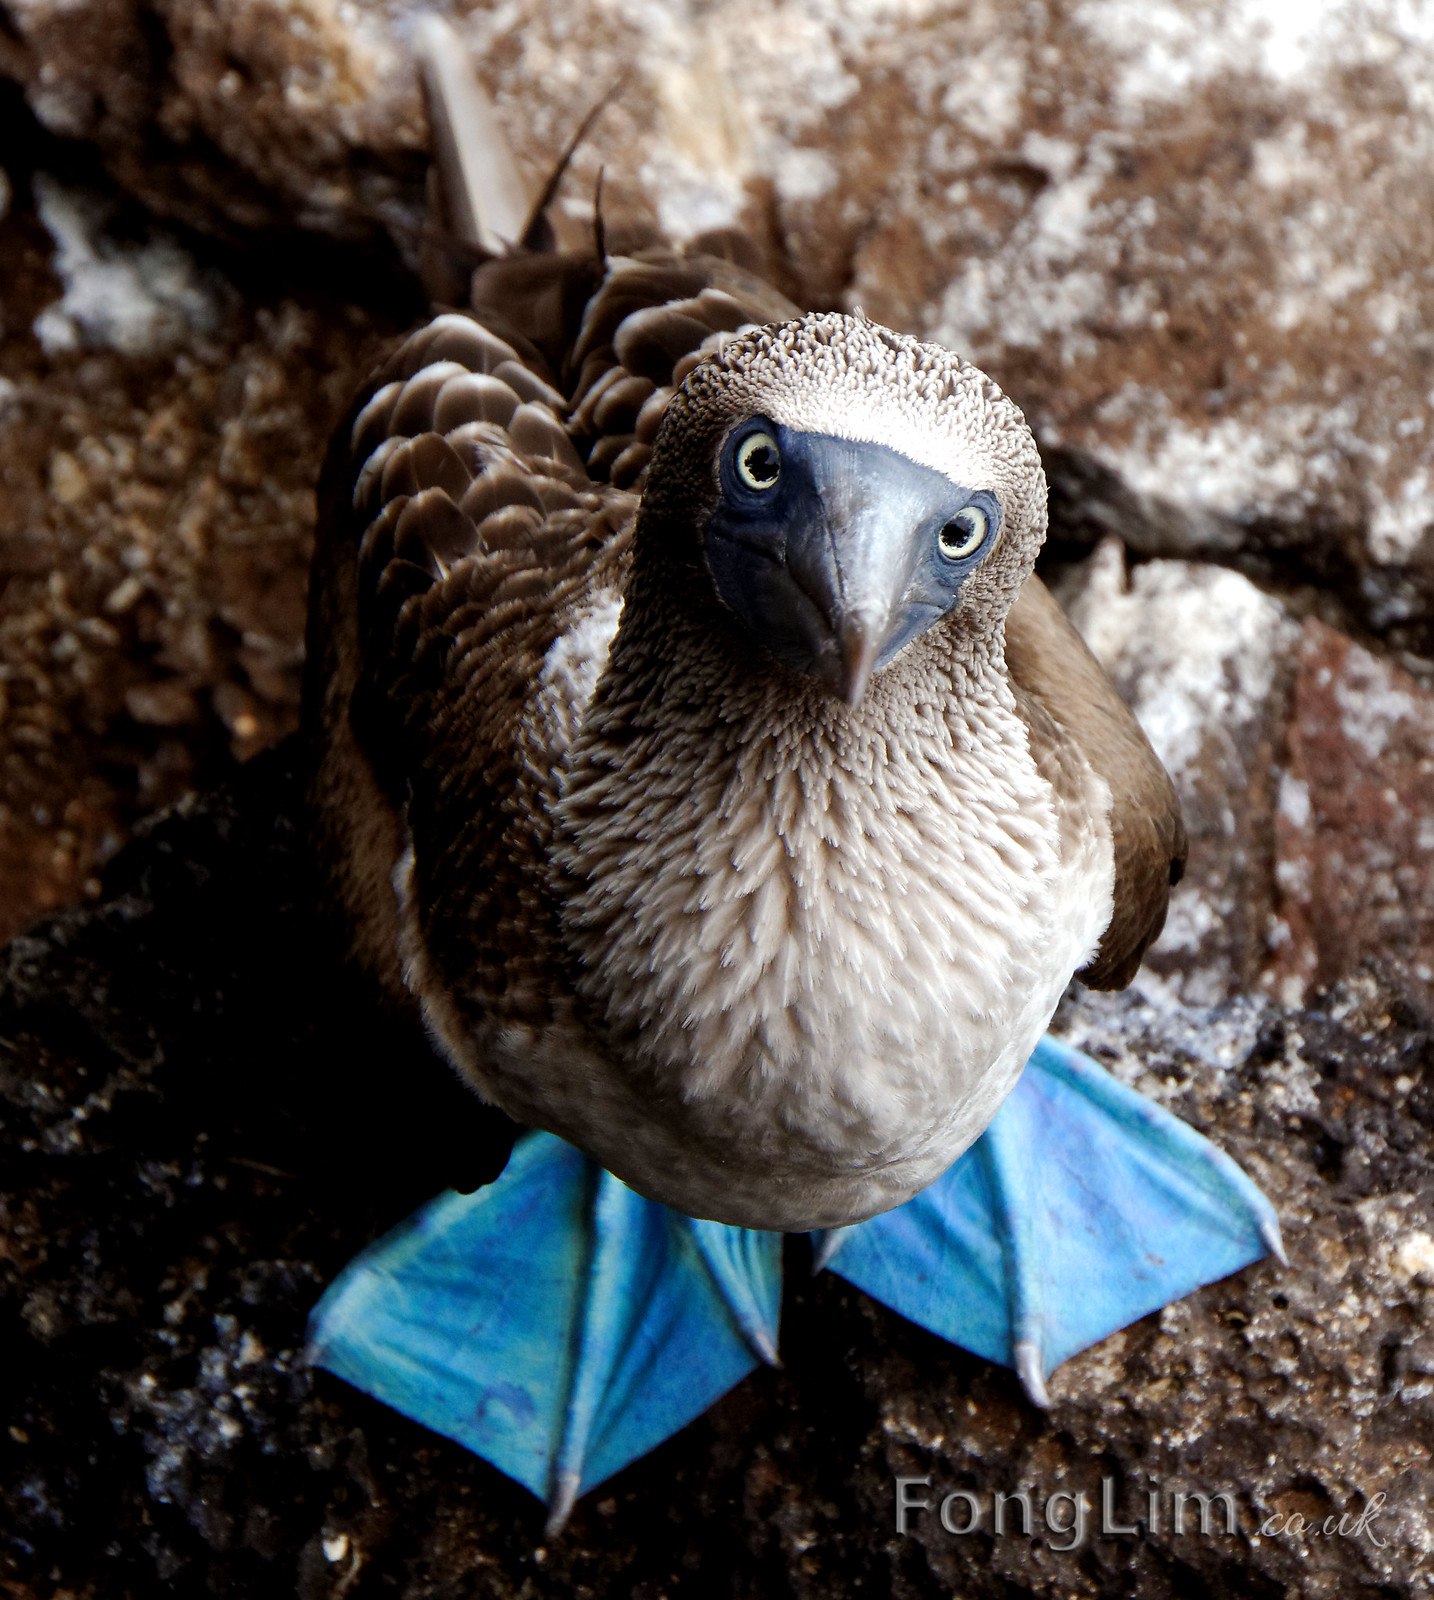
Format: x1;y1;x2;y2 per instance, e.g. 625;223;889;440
310;1036;1281;1525
306;1132;781;1533
815;1033;1282;1405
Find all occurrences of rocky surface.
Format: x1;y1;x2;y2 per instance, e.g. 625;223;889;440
1;754;1430;1600
1062;547;1434;1020
1270;620;1434;1015
4;1;1434;641
1061;545;1299;1006
0;1;432;244
0;99;412;941
1;0;1433;1596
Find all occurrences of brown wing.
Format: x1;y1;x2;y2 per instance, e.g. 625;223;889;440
1005;576;1187;991
303;246;799;1015
470;244;797;490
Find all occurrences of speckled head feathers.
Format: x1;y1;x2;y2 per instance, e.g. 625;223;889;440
695;313;1039;490
640;311;1050;656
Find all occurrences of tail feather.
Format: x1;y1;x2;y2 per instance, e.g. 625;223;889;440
416;14;618;280
515;80;627;255
415;14;532;258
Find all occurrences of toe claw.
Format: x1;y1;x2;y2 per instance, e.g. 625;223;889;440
545;1469;581;1538
810;1227;849;1275
1260;1215;1289;1268
1013;1338;1051;1409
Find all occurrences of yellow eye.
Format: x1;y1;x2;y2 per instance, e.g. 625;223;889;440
939;505;989;560
735;431;781;491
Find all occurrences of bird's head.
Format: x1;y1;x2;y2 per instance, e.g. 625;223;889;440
640;311;1046;705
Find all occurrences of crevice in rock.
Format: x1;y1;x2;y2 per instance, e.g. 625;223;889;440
1045;445;1434;679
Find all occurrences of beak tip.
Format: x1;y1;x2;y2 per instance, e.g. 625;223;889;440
833;621;881;709
840;670;872;709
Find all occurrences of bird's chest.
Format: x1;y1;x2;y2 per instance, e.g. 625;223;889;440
552;685;1107;1172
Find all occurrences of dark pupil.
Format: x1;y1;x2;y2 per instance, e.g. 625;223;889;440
743;442;779;484
945;517;973;545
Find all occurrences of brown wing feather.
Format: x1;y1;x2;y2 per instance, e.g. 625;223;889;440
303;243;799;1009
1005;576;1187;990
565;252;798;489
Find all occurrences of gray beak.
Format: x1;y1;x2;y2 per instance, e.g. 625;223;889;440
781;469;928;707
703;429;973;707
830;618;882;707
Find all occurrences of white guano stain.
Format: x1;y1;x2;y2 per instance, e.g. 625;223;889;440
31;177;228;358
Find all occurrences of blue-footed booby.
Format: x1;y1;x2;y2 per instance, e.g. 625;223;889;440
302;18;1281;1534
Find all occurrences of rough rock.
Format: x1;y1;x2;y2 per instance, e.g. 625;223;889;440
1060;543;1298;1005
0;754;1429;1599
1269;619;1434;1014
4;1;1434;644
1059;546;1434;1016
0;0;431;244
0;150;405;941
